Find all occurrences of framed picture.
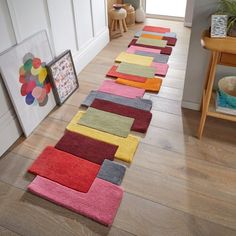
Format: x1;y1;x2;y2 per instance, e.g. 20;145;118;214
47;50;79;105
0;30;56;137
211;15;228;38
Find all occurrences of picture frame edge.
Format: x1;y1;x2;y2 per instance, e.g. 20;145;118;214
46;49;79;106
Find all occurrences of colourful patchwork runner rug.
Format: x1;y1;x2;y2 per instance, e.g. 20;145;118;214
26;24;177;226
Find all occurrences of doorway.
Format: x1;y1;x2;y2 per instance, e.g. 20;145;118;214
144;0;187;19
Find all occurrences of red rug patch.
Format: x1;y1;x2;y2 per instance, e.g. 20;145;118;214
91;99;152;133
55;131;118;165
28;146;100;192
163;36;177;46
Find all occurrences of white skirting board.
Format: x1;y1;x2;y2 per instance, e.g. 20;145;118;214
0;109;22;156
181;100;200;111
73;29;109;74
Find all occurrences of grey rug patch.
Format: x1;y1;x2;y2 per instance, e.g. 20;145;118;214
81;90;152;111
135;51;169;64
97;159;126;185
134;31;177;38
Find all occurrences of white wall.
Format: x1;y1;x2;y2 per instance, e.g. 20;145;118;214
0;0;21;156
0;0;109;156
182;0;236;110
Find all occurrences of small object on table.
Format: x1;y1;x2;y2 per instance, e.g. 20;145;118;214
110;8;128;36
218;76;236;108
210;15;228;38
215;91;236;116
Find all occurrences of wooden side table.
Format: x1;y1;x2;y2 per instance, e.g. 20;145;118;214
197;30;236;139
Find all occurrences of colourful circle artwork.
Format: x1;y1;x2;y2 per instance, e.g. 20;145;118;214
19;53;51;106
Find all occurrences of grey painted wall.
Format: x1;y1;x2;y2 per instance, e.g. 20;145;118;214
182;0;236;110
184;0;195;27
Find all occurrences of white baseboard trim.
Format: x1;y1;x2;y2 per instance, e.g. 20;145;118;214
0;108;22;156
184;22;192;27
73;28;109;74
181;101;200;111
146;14;184;22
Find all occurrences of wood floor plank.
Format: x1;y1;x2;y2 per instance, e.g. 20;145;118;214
133;143;236;203
78;71;107;86
114;192;236;236
162;77;185;89
142;125;236;169
49;104;79;123
64;90;87;107
0;152;34;190
33;117;67;141
0;226;20;236
166;67;186;80
145;95;183;115
156;86;183;101
121;165;236;229
11;134;57;160
0;226;19;236
150;109;236;140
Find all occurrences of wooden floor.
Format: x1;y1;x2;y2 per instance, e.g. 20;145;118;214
1;18;236;236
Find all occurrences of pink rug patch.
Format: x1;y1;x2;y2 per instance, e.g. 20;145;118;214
127;45;161;54
98;80;145;98
152;62;169;76
28;176;124;226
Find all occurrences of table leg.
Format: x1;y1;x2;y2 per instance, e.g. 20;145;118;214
197;51;219;139
200;53;213;111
